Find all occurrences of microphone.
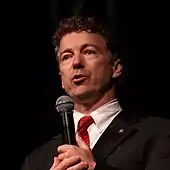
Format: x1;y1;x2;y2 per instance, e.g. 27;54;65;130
55;95;76;145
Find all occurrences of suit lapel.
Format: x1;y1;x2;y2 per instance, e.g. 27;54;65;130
92;110;139;161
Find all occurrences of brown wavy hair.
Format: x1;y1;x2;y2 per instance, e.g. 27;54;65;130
52;15;119;59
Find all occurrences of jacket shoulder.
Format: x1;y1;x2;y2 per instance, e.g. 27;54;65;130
136;116;170;135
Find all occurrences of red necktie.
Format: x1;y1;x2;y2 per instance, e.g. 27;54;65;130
77;116;94;146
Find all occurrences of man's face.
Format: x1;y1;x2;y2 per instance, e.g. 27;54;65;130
58;31;120;101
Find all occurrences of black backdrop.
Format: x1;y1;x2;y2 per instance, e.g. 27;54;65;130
16;1;170;169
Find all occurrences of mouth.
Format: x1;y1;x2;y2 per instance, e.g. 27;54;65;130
72;75;88;85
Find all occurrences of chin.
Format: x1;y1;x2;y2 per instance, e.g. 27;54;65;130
71;89;93;101
66;85;97;100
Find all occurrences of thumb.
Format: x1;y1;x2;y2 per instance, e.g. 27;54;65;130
76;132;89;150
50;157;60;170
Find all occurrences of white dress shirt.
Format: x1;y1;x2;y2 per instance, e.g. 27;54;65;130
73;99;122;149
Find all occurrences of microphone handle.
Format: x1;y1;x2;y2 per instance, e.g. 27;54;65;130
61;111;76;145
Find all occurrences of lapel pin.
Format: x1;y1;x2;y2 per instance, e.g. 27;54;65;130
118;129;124;133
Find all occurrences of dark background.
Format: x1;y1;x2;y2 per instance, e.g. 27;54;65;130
16;1;170;169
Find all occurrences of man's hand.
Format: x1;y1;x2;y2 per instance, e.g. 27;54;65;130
50;133;96;170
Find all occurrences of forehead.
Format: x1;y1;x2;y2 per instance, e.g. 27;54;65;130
59;31;107;52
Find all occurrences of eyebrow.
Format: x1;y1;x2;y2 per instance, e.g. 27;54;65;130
80;43;99;51
60;48;73;57
60;43;99;56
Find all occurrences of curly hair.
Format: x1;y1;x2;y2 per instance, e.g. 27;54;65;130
52;15;119;58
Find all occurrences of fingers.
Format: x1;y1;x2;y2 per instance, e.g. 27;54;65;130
67;161;89;170
55;156;81;170
55;138;94;169
57;144;74;153
58;135;90;155
57;146;80;161
50;157;60;170
58;152;68;161
76;133;89;150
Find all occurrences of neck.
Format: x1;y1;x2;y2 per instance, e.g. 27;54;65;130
74;87;117;114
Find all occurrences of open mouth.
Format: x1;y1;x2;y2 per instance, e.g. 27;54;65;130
72;75;87;85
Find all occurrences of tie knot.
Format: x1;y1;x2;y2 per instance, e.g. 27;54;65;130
77;116;94;132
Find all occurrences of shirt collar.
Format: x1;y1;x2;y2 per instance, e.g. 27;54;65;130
73;99;122;132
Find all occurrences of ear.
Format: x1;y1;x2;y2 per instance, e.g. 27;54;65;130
112;58;123;78
59;71;65;89
61;80;65;89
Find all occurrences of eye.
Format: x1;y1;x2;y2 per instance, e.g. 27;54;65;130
84;49;96;55
61;54;72;61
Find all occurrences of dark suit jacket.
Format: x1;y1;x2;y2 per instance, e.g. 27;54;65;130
21;110;170;170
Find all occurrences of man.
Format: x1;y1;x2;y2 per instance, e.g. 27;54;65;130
21;16;170;170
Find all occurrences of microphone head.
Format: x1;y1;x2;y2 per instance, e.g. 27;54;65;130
55;95;74;112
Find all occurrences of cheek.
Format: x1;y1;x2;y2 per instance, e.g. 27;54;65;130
91;64;112;85
60;66;71;88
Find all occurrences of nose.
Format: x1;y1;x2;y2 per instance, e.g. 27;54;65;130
72;53;85;69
